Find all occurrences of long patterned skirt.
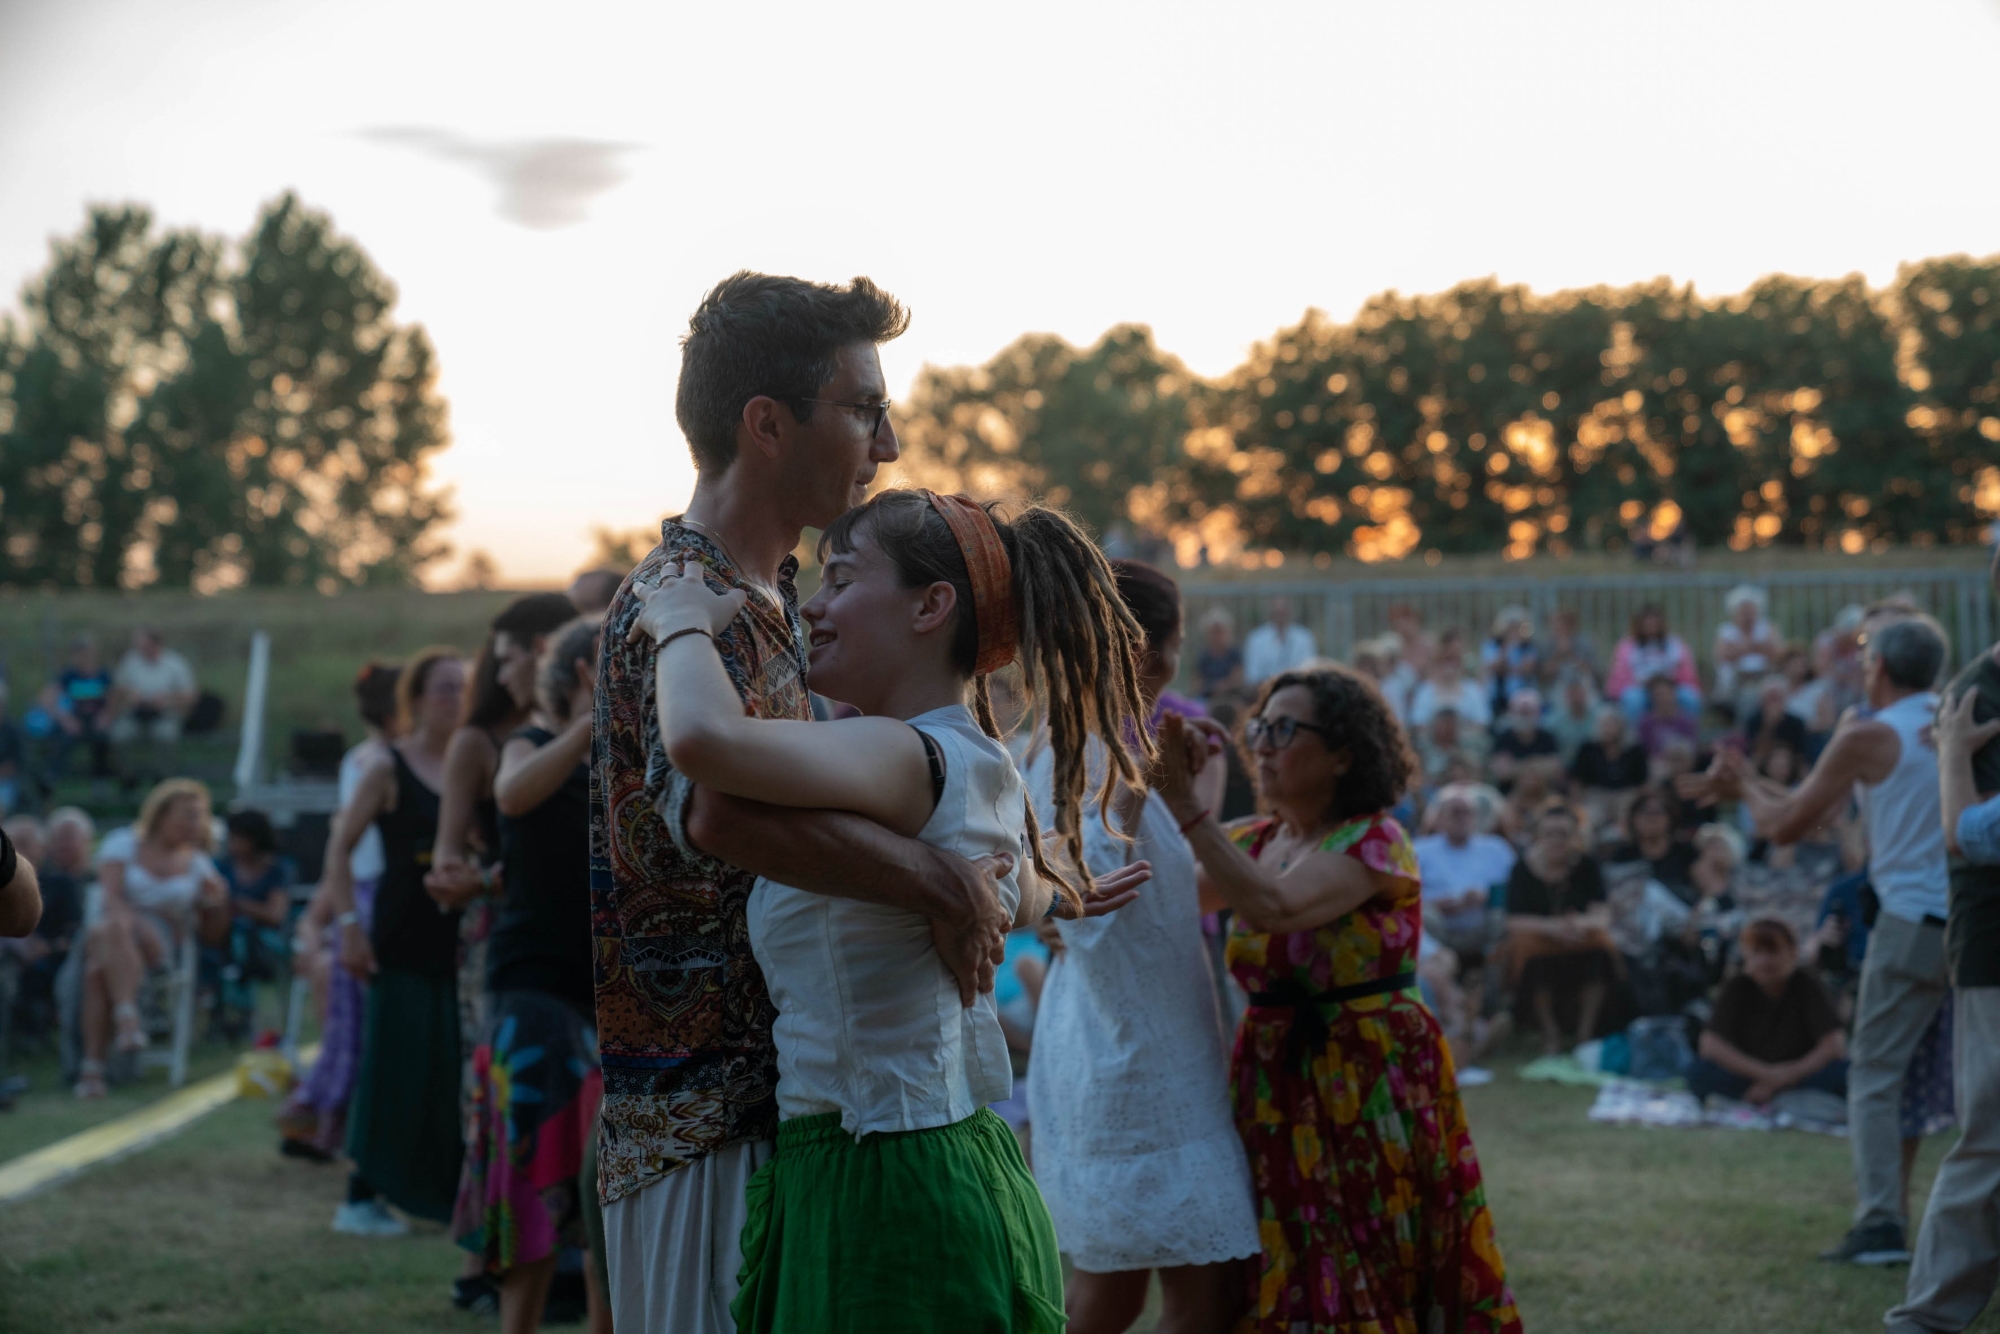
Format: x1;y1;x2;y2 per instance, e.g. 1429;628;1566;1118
1232;994;1521;1334
452;988;603;1273
276;880;375;1156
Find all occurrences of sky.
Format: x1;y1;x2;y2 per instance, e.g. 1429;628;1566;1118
3;0;2000;585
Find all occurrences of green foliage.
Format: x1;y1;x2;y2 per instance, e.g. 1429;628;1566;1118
0;196;452;591
896;259;2000;564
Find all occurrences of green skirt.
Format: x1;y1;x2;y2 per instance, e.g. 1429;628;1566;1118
345;967;464;1224
732;1108;1065;1334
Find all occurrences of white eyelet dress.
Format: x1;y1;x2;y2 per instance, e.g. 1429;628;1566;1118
1025;743;1261;1273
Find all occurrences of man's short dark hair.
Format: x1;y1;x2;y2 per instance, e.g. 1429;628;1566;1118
1874;618;1946;691
675;271;910;473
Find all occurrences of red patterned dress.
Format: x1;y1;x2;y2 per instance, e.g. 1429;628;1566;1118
1226;812;1521;1334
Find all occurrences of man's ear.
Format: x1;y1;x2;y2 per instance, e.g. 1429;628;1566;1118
738;395;792;465
913;580;959;637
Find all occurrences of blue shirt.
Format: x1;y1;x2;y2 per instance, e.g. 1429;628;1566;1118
1956;795;2000;867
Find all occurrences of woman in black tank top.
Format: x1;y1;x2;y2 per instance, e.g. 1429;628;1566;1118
317;648;470;1234
449;617;608;1332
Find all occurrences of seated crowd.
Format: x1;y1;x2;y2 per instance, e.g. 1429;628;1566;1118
1194;588;1905;1109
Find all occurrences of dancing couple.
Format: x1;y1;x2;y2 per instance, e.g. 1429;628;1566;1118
592;272;1147;1333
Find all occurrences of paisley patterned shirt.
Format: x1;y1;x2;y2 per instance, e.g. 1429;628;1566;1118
589;518;811;1205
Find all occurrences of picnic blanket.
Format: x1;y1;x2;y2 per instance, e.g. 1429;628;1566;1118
1586;1079;1846;1136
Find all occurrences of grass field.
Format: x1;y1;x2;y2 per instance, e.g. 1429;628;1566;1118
2;1049;1994;1334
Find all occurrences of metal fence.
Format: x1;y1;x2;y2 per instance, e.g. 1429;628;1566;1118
1178;566;1997;681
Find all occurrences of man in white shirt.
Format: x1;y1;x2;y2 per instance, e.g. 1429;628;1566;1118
1241;596;1318;687
110;628;197;744
1413;787;1516;960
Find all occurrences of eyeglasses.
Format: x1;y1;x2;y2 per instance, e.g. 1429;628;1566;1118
801;397;893;437
1244;715;1335;751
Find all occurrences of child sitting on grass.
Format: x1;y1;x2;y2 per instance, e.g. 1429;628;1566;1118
1689;917;1847;1106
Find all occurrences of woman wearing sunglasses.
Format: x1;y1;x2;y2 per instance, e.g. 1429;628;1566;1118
1152;667;1521;1334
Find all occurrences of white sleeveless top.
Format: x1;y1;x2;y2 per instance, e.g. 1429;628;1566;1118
1857;691;1950;924
747;704;1023;1137
95;826;217;920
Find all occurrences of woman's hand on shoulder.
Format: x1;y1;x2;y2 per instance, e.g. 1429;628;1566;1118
627;561;747;645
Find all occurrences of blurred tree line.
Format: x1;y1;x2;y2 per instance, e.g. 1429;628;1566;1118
0;195;451;591
895;261;2000;567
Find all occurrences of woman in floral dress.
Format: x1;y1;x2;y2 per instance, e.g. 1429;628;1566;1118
1154;665;1521;1334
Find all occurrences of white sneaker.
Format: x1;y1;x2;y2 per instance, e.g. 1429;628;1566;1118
332;1200;409;1237
1457;1066;1496;1087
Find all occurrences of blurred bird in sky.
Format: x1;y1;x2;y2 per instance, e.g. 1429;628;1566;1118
356;127;636;229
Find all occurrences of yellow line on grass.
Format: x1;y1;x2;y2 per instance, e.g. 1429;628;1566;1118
0;1044;320;1205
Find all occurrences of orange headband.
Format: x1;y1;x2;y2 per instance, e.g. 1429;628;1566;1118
923;491;1019;675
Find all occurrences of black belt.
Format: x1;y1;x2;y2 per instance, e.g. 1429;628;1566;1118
1248;973;1419;1060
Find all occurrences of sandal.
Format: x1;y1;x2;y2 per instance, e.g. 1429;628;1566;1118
75;1058;108;1099
113;1001;149;1054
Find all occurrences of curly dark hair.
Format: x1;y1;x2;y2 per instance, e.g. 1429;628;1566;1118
1250;666;1416;822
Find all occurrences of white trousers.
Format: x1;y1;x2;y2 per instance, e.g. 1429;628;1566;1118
603;1139;774;1334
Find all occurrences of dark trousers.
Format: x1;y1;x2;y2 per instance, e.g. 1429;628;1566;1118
1688;1055;1849;1102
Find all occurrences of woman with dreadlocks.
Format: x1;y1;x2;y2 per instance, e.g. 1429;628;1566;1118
628;489;1153;1334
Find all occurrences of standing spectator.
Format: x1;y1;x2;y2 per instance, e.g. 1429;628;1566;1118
321;648;470;1236
1889;682;2000;1331
1408;630;1493;729
1540;607;1601;688
1501;805;1617;1054
110;628;198;747
1689;918;1848;1105
1241;595;1317;687
453;617;609;1333
1194;607;1245;702
1637;676;1700;759
279;663;399;1164
55;637;116;782
1694;617;1950;1267
1546;675;1600;762
1714;586;1782;704
1489;689;1560;792
1480;608;1541;715
1606;605;1701;720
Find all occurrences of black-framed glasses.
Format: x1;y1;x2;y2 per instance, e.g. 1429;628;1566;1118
1244;715;1335;751
801;397;893;437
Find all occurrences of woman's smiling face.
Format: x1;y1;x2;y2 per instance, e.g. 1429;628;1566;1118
801;528;945;711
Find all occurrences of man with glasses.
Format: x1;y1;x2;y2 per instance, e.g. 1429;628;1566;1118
590;272;1014;1334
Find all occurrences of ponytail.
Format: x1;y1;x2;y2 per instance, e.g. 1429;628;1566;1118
822;491;1153;912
